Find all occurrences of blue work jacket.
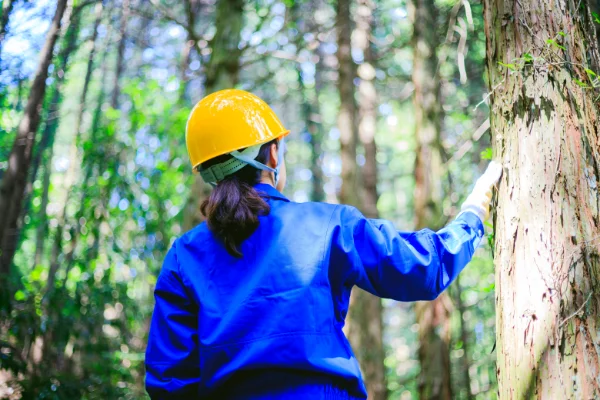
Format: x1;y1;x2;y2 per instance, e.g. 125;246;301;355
145;183;484;399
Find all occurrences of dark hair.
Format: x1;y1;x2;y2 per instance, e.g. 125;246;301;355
200;139;277;258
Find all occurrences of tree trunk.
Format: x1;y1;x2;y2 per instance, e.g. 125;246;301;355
483;0;600;396
182;0;244;232
337;1;386;398
0;0;69;278
111;0;129;109
64;9;109;273
409;0;452;397
336;0;360;208
29;4;89;268
354;1;386;399
311;45;326;203
291;0;325;203
356;0;378;221
46;1;100;297
454;274;473;399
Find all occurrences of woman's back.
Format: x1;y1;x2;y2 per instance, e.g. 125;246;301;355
146;184;366;398
145;183;485;398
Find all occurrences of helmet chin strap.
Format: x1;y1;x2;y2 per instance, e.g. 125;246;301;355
198;139;285;186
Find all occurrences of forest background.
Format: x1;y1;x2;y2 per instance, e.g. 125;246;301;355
1;0;599;399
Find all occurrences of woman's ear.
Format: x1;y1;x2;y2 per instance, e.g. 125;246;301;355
268;142;278;168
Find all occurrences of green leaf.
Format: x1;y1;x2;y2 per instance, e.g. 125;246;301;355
546;39;566;51
497;61;516;70
484;221;494;229
592;12;600;23
14;290;26;301
558;31;566;37
585;69;597;77
482;283;496;293
574;78;591;88
523;53;534;63
481;147;493;160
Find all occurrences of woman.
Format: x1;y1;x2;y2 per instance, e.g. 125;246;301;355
145;89;502;399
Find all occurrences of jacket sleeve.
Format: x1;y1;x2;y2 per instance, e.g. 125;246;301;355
331;206;484;301
145;241;200;398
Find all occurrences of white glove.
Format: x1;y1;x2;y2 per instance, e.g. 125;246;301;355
460;161;503;221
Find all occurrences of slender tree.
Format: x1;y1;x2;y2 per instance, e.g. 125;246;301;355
0;0;69;277
291;0;325;202
354;1;386;399
483;0;600;395
112;0;129;109
336;0;360;207
409;0;453;397
46;2;102;299
337;0;386;398
28;4;89;267
454;275;473;399
182;0;244;232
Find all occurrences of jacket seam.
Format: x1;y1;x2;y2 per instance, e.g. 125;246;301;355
424;231;442;297
323;205;340;332
173;240;200;306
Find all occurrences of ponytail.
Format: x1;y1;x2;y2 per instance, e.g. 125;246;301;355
200;140;277;257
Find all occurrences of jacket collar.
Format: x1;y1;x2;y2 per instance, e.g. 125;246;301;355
253;183;290;202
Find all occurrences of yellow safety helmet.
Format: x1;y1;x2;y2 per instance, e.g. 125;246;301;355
185;89;290;173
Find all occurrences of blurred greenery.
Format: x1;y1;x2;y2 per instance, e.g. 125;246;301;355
0;0;496;398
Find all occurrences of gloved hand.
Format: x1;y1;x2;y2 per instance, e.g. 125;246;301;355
460;161;503;221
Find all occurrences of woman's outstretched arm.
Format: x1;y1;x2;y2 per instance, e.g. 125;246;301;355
331;161;502;302
331;206;484;301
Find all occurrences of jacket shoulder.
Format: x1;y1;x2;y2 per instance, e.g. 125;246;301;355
178;221;212;247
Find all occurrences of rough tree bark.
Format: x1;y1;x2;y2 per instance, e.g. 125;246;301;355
337;0;386;398
0;0;69;277
182;0;244;232
409;0;453;398
483;0;600;396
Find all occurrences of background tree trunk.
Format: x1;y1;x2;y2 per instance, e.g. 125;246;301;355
337;0;386;398
409;0;452;397
0;0;69;277
336;0;360;208
182;0;244;232
483;0;600;396
30;2;93;267
354;1;386;399
454;274;473;399
111;0;130;109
